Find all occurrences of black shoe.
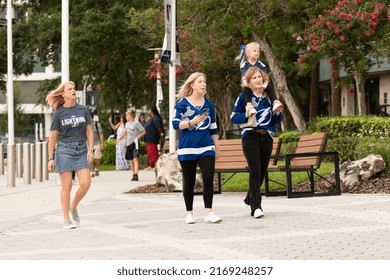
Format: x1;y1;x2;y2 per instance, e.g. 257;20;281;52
131;173;139;181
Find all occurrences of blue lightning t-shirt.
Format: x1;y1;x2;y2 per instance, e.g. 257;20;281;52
172;98;218;161
231;92;283;139
50;104;92;142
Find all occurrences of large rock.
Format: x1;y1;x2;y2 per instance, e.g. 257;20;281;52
155;152;203;192
334;154;386;189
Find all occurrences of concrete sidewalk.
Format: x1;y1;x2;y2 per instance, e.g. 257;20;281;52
0;170;390;260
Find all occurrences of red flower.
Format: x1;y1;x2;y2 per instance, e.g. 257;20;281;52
335;28;341;34
326;21;334;28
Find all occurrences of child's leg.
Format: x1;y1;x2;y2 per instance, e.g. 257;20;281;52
264;84;277;104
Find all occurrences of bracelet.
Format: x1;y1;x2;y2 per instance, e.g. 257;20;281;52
188;120;191;127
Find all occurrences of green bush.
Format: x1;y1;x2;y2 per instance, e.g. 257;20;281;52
276;130;301;143
355;137;390;174
326;137;360;162
101;140;147;166
308;116;390;139
102;140;116;165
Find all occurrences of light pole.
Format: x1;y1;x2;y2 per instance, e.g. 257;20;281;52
147;48;163;113
61;0;69;83
7;0;15;187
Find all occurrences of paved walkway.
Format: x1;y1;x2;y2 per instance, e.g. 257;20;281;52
0;170;390;260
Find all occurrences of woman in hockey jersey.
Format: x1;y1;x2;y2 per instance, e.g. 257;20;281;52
231;66;283;219
172;72;222;224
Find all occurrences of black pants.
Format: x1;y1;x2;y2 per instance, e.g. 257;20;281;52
179;156;215;211
242;132;273;215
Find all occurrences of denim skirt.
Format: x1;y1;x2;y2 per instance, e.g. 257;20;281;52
55;141;90;173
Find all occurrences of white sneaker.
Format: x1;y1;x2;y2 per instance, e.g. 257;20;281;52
185;214;195;224
272;100;284;113
254;208;264;219
204;212;222;223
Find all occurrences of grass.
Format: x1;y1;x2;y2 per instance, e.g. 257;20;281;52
99;164;116;171
221;162;336;192
99;162;337;193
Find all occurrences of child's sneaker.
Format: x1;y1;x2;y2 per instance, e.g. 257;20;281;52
131;173;139;181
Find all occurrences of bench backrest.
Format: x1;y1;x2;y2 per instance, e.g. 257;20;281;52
215;139;247;170
162;137;282;171
215;138;282;171
291;132;327;168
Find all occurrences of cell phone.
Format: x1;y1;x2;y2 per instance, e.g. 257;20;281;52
202;108;209;116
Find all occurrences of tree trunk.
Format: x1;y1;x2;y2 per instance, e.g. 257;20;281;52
354;68;367;115
309;63;319;120
208;72;233;140
330;64;341;117
256;34;307;134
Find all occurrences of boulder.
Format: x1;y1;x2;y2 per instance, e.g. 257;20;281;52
155;152;203;192
332;154;386;189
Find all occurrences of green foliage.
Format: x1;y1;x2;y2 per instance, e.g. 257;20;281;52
308;116;390;138
222;162;336;192
326;137;360;162
101;140;116;165
1;1;160;113
101;140;147;166
355;137;390;174
0;83;31;136
276;130;301;143
299;0;389;75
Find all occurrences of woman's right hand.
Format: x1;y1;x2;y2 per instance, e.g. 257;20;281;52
191;114;206;125
48;159;55;173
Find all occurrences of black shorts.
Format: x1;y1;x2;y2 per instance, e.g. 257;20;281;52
125;142;138;160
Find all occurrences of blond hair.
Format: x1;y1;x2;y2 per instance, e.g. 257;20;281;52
176;72;206;100
46;81;75;110
235;42;261;66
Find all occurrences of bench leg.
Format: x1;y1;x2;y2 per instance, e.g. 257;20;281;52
265;172;270;196
217;173;222;194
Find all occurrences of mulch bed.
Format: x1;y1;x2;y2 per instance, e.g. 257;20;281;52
126;173;390;194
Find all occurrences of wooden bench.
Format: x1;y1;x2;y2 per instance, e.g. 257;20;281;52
214;138;282;193
161;138;282;194
264;132;341;198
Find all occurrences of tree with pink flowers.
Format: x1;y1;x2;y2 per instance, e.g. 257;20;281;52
297;0;389;115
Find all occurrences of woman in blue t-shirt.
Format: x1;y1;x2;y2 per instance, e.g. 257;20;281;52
172;72;222;224
46;81;94;229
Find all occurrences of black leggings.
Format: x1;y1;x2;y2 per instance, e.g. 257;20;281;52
179;156;215;211
242;132;273;215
